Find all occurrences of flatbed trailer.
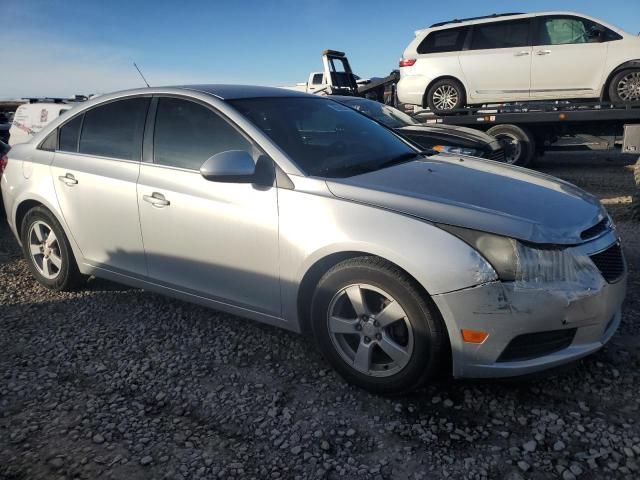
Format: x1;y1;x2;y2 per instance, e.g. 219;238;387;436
412;101;640;166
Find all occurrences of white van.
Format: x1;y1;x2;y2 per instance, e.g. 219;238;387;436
9;103;72;146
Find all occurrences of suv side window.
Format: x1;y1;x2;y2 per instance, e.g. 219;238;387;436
417;27;468;54
153;97;252;170
535;16;622;45
79;98;149;161
58;114;83;152
470;20;531;50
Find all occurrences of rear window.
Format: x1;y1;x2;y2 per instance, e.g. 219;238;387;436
470;20;531;50
58;114;83;152
78;98;149;161
417;27;468;54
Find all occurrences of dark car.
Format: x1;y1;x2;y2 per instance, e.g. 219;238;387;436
332;96;506;163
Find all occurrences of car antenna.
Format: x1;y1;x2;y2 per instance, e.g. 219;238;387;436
133;62;151;87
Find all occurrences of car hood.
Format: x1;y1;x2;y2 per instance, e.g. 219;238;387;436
397;124;500;149
325;156;607;245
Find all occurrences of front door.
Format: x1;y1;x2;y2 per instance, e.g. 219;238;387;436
137;97;281;315
51;97;149;276
459;19;533;103
531;15;609;99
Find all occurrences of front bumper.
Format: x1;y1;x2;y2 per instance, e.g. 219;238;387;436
432;252;627;379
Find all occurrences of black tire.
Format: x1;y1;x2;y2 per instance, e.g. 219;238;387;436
310;256;448;395
633;156;640;221
426;78;466;114
487;124;536;167
20;206;83;291
609;69;640;104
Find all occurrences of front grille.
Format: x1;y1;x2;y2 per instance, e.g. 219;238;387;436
581;218;609;240
488;148;506;163
497;329;577;363
589;244;625;283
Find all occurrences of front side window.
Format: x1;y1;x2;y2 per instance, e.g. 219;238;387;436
79;97;149;161
230;97;419;178
58;114;83;152
535;16;620;45
470;20;530;50
153;97;252;170
418;27;468;54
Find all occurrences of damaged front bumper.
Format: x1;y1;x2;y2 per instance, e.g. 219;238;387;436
432;235;627;379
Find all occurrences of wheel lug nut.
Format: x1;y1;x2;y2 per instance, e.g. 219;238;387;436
355;324;362;331
375;333;382;341
364;336;371;343
373;320;379;327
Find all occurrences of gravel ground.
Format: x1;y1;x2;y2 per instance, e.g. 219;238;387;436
1;152;640;480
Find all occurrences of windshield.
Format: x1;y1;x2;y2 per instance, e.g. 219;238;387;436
230;97;419;178
340;98;418;128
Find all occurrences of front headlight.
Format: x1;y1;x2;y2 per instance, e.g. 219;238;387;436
432;145;481;157
439;225;602;288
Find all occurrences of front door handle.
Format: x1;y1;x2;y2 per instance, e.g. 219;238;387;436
58;173;78;186
143;192;170;208
515;51;530;57
536;50;552;56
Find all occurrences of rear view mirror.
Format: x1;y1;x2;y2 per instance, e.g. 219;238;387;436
200;150;256;183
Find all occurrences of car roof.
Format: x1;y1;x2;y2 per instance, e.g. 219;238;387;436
419;11;597;33
180;84;313;100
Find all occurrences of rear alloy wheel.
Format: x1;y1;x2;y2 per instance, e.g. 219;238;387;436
487;124;536;167
610;69;640;104
20;206;83;291
311;257;448;394
427;79;465;114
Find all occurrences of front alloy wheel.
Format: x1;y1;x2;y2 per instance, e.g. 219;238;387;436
311;257;449;394
327;284;414;377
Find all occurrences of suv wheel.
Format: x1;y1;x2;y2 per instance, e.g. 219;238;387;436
311;257;448;395
609;69;640;104
20;206;83;291
427;78;465;113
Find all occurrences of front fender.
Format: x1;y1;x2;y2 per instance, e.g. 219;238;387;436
278;186;497;329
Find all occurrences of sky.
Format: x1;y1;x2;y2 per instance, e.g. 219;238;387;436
1;0;639;99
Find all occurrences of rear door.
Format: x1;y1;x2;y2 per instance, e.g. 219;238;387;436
530;15;609;99
50;97;149;275
458;19;533;103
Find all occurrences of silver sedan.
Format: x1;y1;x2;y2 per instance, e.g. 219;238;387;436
1;85;627;394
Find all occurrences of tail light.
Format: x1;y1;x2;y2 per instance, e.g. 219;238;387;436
0;153;8;175
399;58;416;67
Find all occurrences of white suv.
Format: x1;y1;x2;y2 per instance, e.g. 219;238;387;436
397;12;640;113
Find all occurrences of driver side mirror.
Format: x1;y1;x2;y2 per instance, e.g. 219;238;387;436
200;150;256;183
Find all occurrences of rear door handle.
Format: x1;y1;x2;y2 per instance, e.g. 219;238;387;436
58;173;78;186
143;192;170;208
515;51;530;57
536;50;552;56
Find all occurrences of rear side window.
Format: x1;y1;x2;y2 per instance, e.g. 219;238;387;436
153;97;252;171
417;27;468;54
58;114;83;152
470;20;531;50
535;16;622;45
79;98;150;161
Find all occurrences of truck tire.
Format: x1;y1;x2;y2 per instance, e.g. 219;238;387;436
486;124;536;167
609;69;640;104
426;78;466;114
